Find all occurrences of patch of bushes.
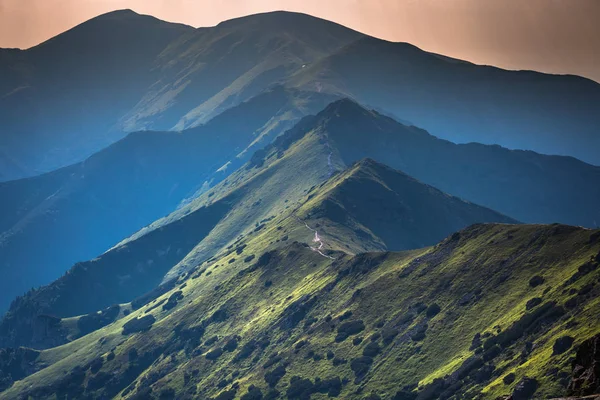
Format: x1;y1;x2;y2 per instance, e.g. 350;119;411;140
77;305;120;337
410;324;428;342
335;320;365;342
205;336;219;346
122;315;156;335
512;377;538;400
235;340;258;361
131;279;177;309
382;328;399;345
339;311;353;321
350;356;373;381
552;336;574;355
264;365;286;387
206;347;224;360
162;291;184;311
425;304;441;317
529;275;545;288
89;357;103;374
332;357;347;366
224;337;239;352
525;297;542;310
483;301;564;349
241;385;263;400
503;373;516;384
280;295;317;330
263;354;283;369
362;342;381;357
212;389;237;400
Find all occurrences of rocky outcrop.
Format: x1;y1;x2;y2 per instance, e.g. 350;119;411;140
0;347;40;391
568;334;600;396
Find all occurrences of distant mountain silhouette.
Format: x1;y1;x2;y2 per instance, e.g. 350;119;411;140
2;10;600;182
0;10;193;180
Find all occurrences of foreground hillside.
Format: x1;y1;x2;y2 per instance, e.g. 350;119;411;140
1;222;598;399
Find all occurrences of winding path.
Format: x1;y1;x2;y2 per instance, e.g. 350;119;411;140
295;142;337;260
298;218;335;260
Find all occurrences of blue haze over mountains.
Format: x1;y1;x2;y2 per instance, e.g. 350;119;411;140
0;9;599;313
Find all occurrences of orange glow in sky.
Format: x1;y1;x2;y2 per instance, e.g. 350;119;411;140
1;0;598;82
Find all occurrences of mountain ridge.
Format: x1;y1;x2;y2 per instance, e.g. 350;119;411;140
2;10;600;182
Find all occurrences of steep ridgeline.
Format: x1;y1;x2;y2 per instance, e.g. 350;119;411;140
1;220;599;399
295;158;516;252
288;36;600;165
0;10;361;181
0;87;333;313
122;11;363;132
0;108;514;349
0;10;193;181
307;99;600;228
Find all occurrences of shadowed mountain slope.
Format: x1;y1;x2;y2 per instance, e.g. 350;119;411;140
0;87;334;313
288;36;600;165
297;158;517;251
0;106;514;349
311;99;600;228
0;10;193;180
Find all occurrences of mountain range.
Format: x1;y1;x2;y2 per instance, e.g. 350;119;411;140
0;9;599;400
2;98;600;313
1;10;600;183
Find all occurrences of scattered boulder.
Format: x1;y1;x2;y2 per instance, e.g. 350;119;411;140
529;275;545;288
503;373;516;385
567;333;600;396
122;315;156;335
552;336;575;356
512;377;538;400
525;298;542;310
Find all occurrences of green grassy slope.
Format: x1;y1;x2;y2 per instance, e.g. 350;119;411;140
0;102;514;350
2;223;598;399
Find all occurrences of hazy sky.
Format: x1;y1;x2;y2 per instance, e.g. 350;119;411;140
1;0;598;82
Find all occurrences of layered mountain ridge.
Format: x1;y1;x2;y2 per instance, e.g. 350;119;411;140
2;9;600;183
0;86;336;312
0;9;599;400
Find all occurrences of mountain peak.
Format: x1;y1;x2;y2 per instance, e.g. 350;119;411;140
318;98;374;118
94;9;139;19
